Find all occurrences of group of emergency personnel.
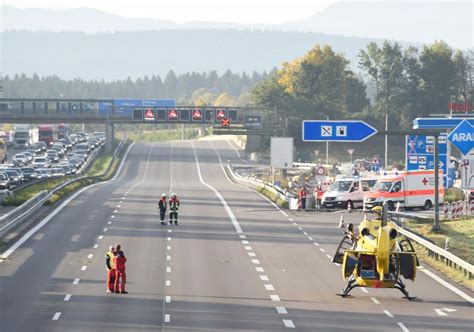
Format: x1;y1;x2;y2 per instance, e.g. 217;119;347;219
105;244;128;294
158;193;181;225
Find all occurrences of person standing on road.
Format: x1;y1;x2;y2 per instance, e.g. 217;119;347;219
169;193;180;225
158;193;167;225
298;186;308;211
113;244;128;294
105;246;116;293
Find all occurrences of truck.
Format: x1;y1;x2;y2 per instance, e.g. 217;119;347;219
38;124;57;147
57;123;70;139
363;170;444;211
13;124;39;148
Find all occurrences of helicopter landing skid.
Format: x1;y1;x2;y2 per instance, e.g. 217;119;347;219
337;276;359;298
394;279;417;300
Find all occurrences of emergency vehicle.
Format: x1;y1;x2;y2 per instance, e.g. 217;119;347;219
364;170;444;211
321;177;377;209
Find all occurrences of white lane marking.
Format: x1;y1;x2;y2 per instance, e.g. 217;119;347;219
166;280;171;286
119;201;123;204
192;142;243;234
418;267;474;304
326;254;332;260
264;284;275;291
63;294;72;302
93;244;99;249
279;210;288;217
166;267;171;273
113;210;118;213
251;259;260;264
248;252;256;257
87;254;93;259
288;218;293;222
122;197;126;200
293;222;298;226
167;246;171;250
314;242;319;246
165;296;171;303
244;246;252;251
98;235;104;240
308;237;313;241
239;235;246;239
103;228;108;232
164;314;170;323
256;267;264;272
168;230;172;233
276;307;288;314
298;227;303;231
283;319;295;328
383;310;394;318
260;275;269;281
270;295;281;302
73;278;80;285
397;322;409;332
360;287;368;293
319;248;325;252
167;237;171;241
371;297;380;305
110;215;115;219
117;205;121;208
167;255;171;261
81;265;87;271
52;312;61;321
107;221;112;225
242;240;249;244
302;231;308;235
0;143;135;260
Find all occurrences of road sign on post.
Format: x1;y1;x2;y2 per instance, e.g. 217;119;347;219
447;119;474;155
302;120;377;142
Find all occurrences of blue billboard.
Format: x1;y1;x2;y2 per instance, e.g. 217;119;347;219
98;99;176;116
406;134;449;187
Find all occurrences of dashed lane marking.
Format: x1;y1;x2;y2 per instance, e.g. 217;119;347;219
371;297;380;305
166;267;171;273
264;284;275;291
93;244;99;249
239;235;246;239
168;229;172;233
242;240;249;244
248;252;256;257
314;242;319;246
256;267;264;272
260;275;269;281
326;254;332;260
276;307;288;314
110;216;115;219
98;235;103;240
164;314;171;323
166;296;171;303
73;278;80;285
270;295;281;302
308;237;313;241
63;294;71;302
81;265;87;271
360;287;368;293
244;246;252;251
87;254;93;259
166;280;171;286
302;231;308;235
52;312;61;321
319;248;325;252
279;210;289;217
167;237;171;241
251;259;260;264
167;256;171;261
384;310;394;318
288;218;293;222
293;222;298;226
103;228;108;232
298;227;303;231
113;210;118;213
282;319;295;328
167;246;171;250
397;322;409;332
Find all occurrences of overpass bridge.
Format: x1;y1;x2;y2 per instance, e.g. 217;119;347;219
0;98;283;151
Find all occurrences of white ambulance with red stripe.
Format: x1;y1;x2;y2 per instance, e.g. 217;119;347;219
364;170;444;211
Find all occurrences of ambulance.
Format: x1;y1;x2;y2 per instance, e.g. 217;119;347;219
364;170;444;211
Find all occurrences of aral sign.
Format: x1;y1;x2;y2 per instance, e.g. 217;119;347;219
448;120;474;155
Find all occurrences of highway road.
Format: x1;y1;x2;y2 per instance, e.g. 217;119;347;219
0;140;473;331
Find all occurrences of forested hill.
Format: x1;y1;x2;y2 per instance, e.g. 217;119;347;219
1;30;413;80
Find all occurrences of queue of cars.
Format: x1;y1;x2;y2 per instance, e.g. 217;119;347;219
0;131;106;190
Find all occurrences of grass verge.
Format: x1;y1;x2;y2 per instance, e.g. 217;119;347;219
257;185;289;209
4;178;70;206
404;218;474;290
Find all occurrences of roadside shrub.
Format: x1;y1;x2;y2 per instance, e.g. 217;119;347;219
444;187;464;203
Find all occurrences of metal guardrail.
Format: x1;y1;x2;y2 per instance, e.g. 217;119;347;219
389;211;473;278
0;140;127;239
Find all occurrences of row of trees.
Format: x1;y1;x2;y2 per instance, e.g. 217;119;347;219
252;41;473;147
1;70;270;106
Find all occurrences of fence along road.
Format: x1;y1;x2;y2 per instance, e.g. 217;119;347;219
0;140;472;331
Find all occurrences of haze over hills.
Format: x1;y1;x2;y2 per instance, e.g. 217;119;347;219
0;1;471;80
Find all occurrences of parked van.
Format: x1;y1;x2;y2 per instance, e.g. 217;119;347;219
364;170;444;211
321;177;377;209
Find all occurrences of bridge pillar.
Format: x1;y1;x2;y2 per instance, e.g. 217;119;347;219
245;134;261;152
105;122;114;153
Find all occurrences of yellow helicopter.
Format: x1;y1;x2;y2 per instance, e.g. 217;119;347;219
332;205;418;300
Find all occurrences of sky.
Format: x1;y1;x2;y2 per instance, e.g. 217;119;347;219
1;0;339;24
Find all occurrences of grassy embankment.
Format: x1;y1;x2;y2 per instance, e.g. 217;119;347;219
404;218;474;290
121;128;201;142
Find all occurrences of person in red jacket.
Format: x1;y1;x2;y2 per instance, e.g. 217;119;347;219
298;186;308;211
113;244;128;294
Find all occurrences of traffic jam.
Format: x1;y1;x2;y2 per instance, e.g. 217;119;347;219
0;124;105;190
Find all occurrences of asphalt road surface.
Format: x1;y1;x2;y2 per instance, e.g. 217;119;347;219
0;140;472;331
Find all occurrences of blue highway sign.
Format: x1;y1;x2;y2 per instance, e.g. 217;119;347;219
448;119;474;155
413;117;474;129
302;120;377;142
